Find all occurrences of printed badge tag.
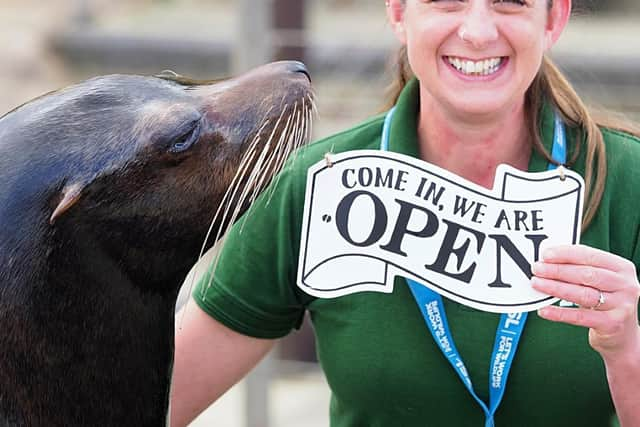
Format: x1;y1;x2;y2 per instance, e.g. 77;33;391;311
297;150;584;313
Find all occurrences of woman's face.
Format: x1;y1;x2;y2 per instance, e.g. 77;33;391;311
387;0;570;118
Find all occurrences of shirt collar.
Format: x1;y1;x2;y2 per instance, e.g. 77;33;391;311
387;78;421;158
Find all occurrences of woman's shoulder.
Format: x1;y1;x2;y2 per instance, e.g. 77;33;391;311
598;126;640;203
600;126;640;181
292;112;387;171
601;126;640;159
589;126;640;257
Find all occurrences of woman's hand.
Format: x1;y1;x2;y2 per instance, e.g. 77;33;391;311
531;244;640;426
531;244;640;357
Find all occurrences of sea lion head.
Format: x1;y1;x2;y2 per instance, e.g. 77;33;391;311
0;60;314;290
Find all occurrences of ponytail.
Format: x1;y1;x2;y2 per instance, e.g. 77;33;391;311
382;45;413;112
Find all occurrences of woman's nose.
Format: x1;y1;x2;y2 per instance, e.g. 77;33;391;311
458;4;499;49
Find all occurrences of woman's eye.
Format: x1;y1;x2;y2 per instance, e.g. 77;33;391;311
420;0;465;9
419;0;464;4
423;0;528;4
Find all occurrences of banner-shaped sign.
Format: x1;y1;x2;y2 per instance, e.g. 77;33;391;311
297;150;584;313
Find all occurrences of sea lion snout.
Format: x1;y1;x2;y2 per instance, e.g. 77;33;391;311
285;60;312;81
234;59;311;80
252;60;311;82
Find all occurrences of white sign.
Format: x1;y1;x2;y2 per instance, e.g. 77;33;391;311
297;150;584;313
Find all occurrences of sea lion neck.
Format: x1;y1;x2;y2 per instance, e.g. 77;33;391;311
53;214;200;295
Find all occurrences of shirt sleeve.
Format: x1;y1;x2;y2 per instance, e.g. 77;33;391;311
193;159;309;339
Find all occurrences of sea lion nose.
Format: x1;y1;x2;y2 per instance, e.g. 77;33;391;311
286;60;311;82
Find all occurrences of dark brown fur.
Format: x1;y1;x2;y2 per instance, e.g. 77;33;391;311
0;61;312;427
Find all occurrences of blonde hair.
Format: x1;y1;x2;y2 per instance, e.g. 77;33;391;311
383;45;640;230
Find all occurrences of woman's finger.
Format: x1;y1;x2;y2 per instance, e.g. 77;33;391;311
532;261;623;293
541;244;636;275
537;305;614;330
531;276;614;310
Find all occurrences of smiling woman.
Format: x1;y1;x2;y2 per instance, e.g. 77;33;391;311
171;1;640;426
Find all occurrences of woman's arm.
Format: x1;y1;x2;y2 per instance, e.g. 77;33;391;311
170;299;276;427
600;330;640;427
532;244;640;427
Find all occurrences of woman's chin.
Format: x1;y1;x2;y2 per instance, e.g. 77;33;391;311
447;97;515;120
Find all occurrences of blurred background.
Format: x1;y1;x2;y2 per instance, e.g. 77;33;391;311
1;1;638;426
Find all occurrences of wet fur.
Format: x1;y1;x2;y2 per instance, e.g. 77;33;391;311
0;62;313;427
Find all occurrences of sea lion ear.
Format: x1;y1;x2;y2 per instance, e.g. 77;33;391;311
50;182;84;224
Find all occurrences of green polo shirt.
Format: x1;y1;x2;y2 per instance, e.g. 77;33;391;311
194;78;640;426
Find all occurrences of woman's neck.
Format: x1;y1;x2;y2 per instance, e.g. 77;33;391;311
417;96;532;189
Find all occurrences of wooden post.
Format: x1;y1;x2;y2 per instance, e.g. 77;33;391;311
234;0;273;74
234;4;276;425
272;0;307;63
72;0;94;27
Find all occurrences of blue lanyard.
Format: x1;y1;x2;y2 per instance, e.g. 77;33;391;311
380;107;567;426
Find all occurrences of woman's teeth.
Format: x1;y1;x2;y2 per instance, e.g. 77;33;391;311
446;57;504;76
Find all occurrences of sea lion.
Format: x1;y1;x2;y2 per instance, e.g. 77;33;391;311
0;60;313;427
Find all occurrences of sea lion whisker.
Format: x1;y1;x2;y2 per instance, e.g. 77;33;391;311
258;107;296;197
278;105;304;174
236;109;299;232
191;124;271;295
307;92;318;115
279;93;289;110
195;82;312;327
216;114;273;194
194;131;263;262
197;240;226;301
226;132;275;235
216;160;266;249
253;105;276;134
237;103;291;198
202;153;267;289
270;104;302;176
200;99;310;295
229;101;288;207
264;110;304;205
296;101;308;142
289;106;311;167
286;107;308;170
187;148;264;301
268;105;294;163
270;101;313;200
308;107;315;139
301;103;310;143
198;146;266;296
299;101;310;147
205;137;264;233
306;102;314;139
242;134;284;212
283;106;303;167
200;108;310;305
258;121;295;207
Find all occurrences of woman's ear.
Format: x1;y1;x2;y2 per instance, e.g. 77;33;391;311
386;0;407;45
545;0;572;50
